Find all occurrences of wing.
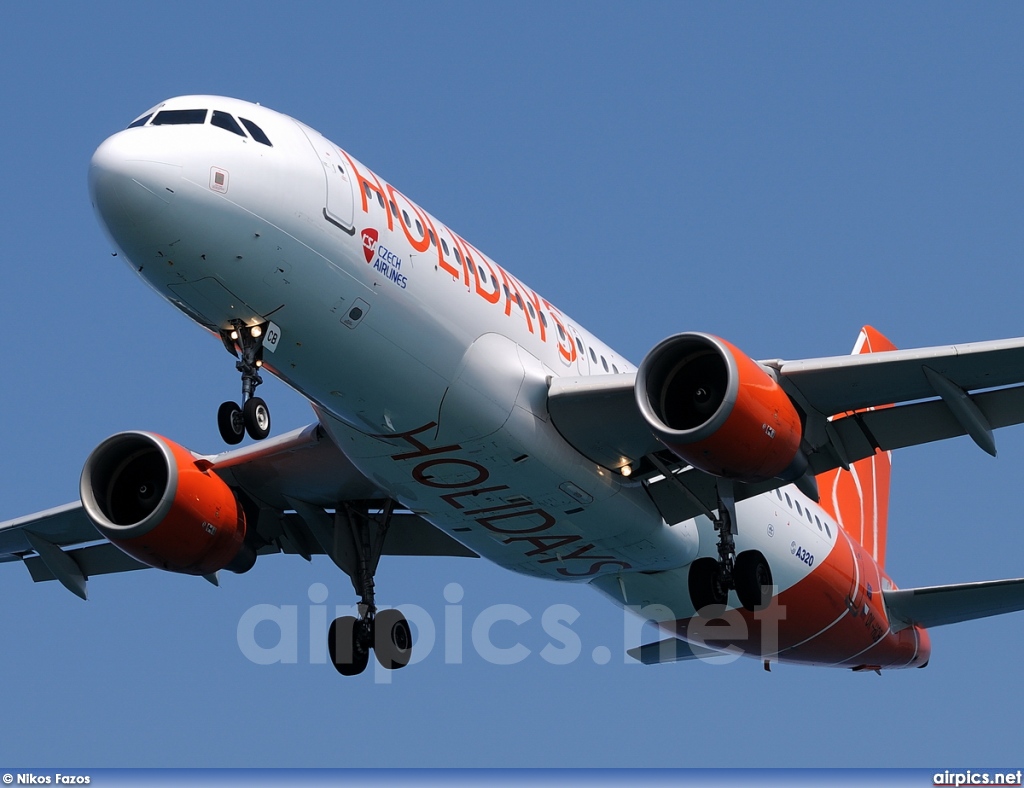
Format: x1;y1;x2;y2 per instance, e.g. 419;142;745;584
549;335;1024;524
0;423;476;599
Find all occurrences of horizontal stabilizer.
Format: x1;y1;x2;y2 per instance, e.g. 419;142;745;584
627;637;734;665
884;577;1024;632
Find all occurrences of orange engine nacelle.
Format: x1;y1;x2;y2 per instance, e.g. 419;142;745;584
636;333;806;482
80;432;255;575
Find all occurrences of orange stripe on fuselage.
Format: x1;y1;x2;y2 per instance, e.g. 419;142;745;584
665;526;929;669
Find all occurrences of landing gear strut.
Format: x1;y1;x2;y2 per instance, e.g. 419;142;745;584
217;319;271;444
689;481;773;614
327;501;413;676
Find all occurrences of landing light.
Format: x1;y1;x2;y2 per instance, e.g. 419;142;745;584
250;326;262;338
230;330;239;340
255;360;263;368
620;465;633;478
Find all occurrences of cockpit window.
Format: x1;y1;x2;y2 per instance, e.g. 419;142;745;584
152;109;208;125
211;110;246;137
239;118;272;147
126;113;152;129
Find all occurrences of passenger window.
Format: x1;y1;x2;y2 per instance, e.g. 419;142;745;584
127;113;152;129
794;500;802;516
814;515;823;532
589;348;597;363
389;201;399;218
441;238;450;255
539;311;548;328
402;210;411;226
455;248;464;264
152;109;207;125
823;522;832;538
601;356;609;372
428;230;436;247
528;302;536;319
376;192;385;209
556;323;565;339
575;337;584;353
784;493;792;508
776;489;783;501
806;510;813;524
363;183;373;201
239;118;272;146
415;219;424;235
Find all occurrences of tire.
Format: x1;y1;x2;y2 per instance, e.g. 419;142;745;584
373;608;413;670
688;557;728;617
243;396;271;440
328;615;369;676
217;401;245;445
734;550;773;612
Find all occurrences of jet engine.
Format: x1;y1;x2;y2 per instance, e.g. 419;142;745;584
80;431;255;575
636;333;806;483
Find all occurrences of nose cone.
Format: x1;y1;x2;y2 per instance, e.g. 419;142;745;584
89;130;183;247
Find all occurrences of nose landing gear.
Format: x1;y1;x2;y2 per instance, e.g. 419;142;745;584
217;319;272;444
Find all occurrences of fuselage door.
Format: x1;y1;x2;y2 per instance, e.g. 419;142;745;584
296;123;355;234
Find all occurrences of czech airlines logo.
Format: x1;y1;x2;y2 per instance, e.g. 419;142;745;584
361;228;379;263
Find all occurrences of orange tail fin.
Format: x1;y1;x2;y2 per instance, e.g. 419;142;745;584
815;326;895;567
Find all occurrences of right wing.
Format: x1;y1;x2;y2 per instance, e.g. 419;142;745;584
0;423;476;599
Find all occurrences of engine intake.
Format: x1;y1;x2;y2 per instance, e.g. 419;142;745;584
636;333;806;482
80;432;254;575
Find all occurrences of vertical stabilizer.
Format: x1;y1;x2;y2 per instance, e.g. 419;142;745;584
815;326;896;567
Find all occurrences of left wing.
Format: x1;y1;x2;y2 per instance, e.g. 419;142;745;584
549;333;1024;524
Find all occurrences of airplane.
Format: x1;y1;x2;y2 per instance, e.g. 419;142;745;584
3;94;1024;676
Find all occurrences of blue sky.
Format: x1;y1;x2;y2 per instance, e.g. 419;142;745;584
2;0;1024;769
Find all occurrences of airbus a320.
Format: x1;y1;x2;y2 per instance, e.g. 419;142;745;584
4;96;1024;676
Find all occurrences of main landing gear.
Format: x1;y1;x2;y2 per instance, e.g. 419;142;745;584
327;501;413;677
688;481;774;614
217;319;271;445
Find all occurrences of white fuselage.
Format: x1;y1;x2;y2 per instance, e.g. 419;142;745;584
89;95;840;639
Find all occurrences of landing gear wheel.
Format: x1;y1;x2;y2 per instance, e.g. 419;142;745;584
217;401;245;445
374;608;413;670
243;396;271;440
689;557;728;616
734;550;773;612
329;615;370;676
